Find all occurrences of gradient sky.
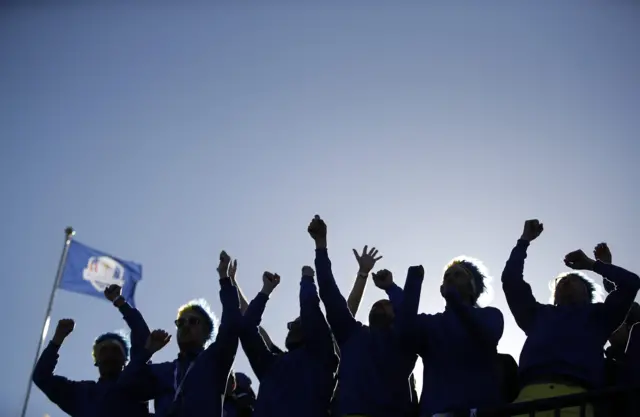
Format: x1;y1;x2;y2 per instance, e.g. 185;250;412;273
1;2;639;416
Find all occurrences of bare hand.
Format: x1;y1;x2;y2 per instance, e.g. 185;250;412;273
307;215;327;242
521;219;544;242
53;318;75;343
302;266;315;278
261;272;281;294
217;251;232;279
353;245;382;275
372;269;394;290
104;284;122;302
564;250;596;271
594;242;612;264
145;329;172;354
228;259;238;281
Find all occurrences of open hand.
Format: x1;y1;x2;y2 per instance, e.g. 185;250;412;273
353;246;382;275
217;251;233;279
145;329;171;354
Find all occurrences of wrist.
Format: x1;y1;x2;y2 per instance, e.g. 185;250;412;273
356;271;368;279
259;286;273;296
314;238;327;249
51;336;65;346
113;296;125;307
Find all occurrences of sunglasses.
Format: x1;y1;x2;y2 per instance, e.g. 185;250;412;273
175;316;201;328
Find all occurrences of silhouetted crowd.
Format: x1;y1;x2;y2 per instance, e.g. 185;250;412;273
32;216;640;417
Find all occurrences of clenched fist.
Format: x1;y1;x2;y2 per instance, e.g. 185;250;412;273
521;219;544;242
372;269;394;290
308;215;327;244
217;251;233;279
594;242;611;264
53;319;75;345
564;250;596;271
261;272;281;295
104;284;123;306
302;266;315;278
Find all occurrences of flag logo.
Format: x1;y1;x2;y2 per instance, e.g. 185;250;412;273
83;256;125;292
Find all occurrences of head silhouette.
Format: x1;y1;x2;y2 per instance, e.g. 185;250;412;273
285;317;304;350
92;332;128;378
552;272;596;306
441;257;489;306
176;299;216;352
368;299;394;328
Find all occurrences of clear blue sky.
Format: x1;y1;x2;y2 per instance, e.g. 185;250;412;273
1;3;639;416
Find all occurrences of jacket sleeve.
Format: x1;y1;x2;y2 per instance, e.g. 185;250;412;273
395;267;429;352
300;274;339;367
205;277;242;390
593;261;640;333
501;239;540;333
315;248;361;345
117;350;160;400
32;341;81;416
118;302;151;360
240;292;278;381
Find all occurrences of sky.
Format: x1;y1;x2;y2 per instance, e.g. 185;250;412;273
1;2;639;416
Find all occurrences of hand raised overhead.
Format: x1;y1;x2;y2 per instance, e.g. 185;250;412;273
408;265;425;279
104;284;122;305
353;245;382;275
53;318;75;344
521;219;544;242
308;215;327;246
217;251;234;279
261;272;281;295
594;242;612;264
564;249;596;271
145;329;171;354
302;266;315;278
372;269;394;290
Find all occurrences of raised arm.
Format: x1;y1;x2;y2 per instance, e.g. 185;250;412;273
205;251;242;389
565;247;640;332
501;220;543;333
372;269;404;311
117;329;171;400
239;272;280;380
32;319;80;416
105;284;151;359
396;266;428;352
309;215;361;345
229;259;280;351
300;266;339;366
347;246;383;315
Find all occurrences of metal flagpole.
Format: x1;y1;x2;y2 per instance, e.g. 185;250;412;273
20;227;75;417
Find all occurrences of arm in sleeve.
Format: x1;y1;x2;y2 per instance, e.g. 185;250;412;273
32;341;80;415
234;277;279;350
315;248;361;345
395;267;428;352
118;302;151;360
445;290;503;352
117;350;159;400
300;275;339;366
501;239;540;333
207;278;242;389
593;261;640;333
239;292;277;381
385;282;404;312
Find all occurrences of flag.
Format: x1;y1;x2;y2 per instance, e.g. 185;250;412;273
59;240;142;307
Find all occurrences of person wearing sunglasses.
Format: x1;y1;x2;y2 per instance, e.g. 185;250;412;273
239;266;338;417
117;251;242;417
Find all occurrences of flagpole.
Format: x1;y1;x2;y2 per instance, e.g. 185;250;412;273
20;227;75;417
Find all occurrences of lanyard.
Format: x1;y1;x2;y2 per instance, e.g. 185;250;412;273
173;361;195;402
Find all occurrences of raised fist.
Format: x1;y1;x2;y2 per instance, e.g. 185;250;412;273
564;249;596;271
53;318;75;343
353;245;383;275
104;284;122;302
301;266;315;278
228;259;238;281
594;242;612;264
217;250;233;279
261;272;281;294
408;265;425;279
145;329;171;354
521;219;544;242
307;215;327;241
372;269;394;290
